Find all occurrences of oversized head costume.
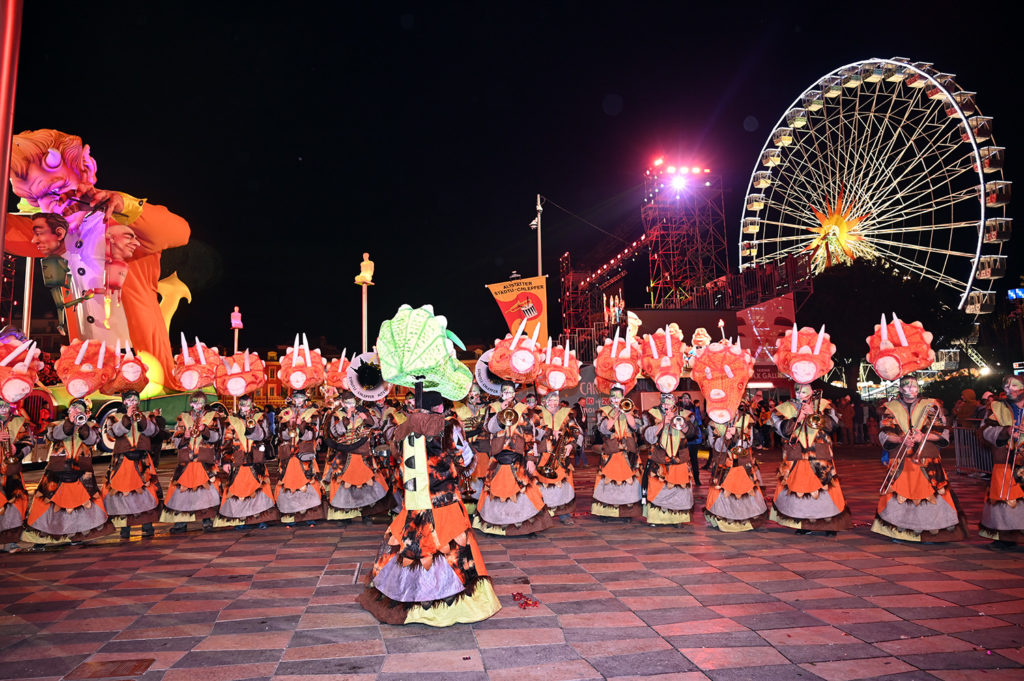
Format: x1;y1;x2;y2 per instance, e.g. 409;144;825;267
691;339;754;424
865;313;935;381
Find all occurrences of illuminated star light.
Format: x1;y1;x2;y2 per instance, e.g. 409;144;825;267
804;186;872;273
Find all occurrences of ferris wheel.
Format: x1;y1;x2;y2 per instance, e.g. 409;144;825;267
739;57;1011;313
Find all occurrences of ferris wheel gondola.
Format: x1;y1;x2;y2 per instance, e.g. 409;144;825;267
739;57;1011;313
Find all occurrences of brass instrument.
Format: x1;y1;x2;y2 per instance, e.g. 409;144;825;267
788;390;825;445
131;411;145;423
671;414;687;431
879;404;941;494
538;419;581;478
497;407;520;427
246;416;258;429
619;398;634;413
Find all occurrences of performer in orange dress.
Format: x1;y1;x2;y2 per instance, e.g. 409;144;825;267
324;391;391;522
275;389;326;525
872;377;967;542
642;392;697;525
23;400;112;545
980;375;1024;547
163;391;224;533
771;385;851;535
532;391;578;525
1;400;33;550
217;395;278;529
358;303;500;626
102;390;163;538
473;381;553;535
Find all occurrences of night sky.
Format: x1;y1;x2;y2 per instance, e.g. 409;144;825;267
11;1;1020;353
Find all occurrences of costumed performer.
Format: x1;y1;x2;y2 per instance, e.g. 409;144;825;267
23;399;111;544
642;392;697;526
358;304;500;626
979;375;1024;547
532;390;578;525
769;325;852;535
474;381;554;535
0;399;33;551
694;338;768;532
217;394;278;529
324;391;391;522
102;389;163;538
163;391;224;532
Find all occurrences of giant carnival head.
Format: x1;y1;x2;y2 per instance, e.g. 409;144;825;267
10;129;98;214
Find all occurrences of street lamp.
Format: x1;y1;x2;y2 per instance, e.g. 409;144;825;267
529;194;542;277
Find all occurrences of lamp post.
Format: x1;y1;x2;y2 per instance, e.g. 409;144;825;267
529;194;542;277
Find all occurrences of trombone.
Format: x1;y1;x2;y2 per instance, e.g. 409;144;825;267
879;404;941;494
788;390;825;446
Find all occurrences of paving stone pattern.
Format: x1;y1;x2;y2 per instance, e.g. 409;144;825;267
1;446;1022;680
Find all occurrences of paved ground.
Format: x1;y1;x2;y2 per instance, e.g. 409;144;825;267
1;446;1023;681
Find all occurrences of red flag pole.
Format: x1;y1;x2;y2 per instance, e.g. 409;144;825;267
0;1;24;260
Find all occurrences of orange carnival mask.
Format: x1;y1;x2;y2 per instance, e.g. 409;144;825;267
0;337;43;403
642;326;688;394
488;319;545;385
594;328;642;395
55;339;118;398
101;339;149;395
278;333;326;391
535;341;581;395
324;351;351;389
865;313;935;381
691;340;754;424
172;334;220;391
774;324;835;384
214;351;267;397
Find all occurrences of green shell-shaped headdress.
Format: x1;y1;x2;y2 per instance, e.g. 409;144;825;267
377;304;472;400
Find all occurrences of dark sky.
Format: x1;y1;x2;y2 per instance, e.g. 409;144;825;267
12;1;1019;352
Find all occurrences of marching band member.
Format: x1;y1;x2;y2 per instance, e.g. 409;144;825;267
474;381;553;535
591;384;644;520
24;399;111;544
872;377;967;542
533;391;577;525
771;384;851;535
217;394;278;529
980;375;1024;547
1;399;33;550
102;389;163;538
164;391;224;533
642;392;697;525
324;391;390;522
453;383;489;511
275;389;326;525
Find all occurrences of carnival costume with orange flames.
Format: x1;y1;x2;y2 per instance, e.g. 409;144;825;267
695;339;768;532
769;325;852;534
868;317;967;542
358;305;500;626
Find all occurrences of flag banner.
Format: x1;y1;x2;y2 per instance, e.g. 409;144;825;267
485;275;548;342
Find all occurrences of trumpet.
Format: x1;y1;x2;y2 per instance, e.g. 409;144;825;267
497;407;520;427
131;411;145;423
74;413;89;426
619;398;634;413
788;390;825;445
246;417;258;429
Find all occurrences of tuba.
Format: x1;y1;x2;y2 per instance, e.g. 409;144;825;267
538;419;581;478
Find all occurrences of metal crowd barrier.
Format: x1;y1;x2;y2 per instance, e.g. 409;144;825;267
951;419;992;476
